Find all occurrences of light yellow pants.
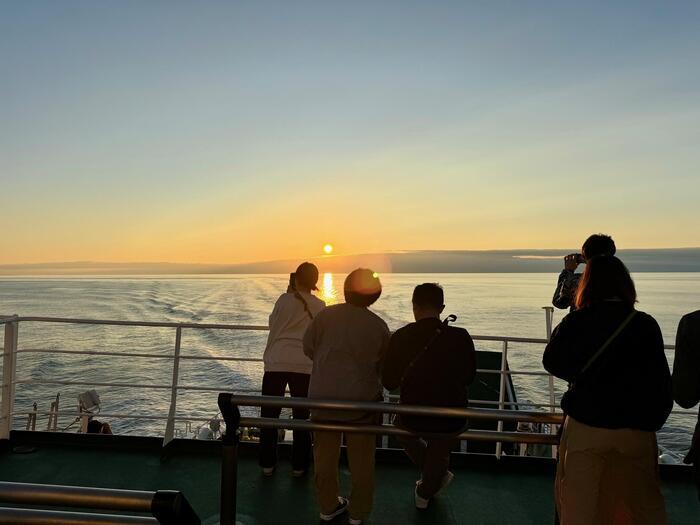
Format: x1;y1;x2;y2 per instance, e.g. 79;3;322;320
556;417;668;525
313;431;376;520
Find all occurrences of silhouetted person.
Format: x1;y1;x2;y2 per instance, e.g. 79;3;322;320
543;255;672;524
382;283;476;509
673;310;700;499
259;262;325;477
303;268;390;525
552;234;616;310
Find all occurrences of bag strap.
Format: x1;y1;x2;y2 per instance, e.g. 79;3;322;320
401;314;457;388
577;310;637;377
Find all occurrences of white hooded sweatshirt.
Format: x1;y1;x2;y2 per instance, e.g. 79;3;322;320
263;291;326;375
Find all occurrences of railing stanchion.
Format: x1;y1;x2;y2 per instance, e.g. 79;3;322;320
218;393;241;525
1;317;19;441
163;327;183;445
495;340;508;459
543;306;559;457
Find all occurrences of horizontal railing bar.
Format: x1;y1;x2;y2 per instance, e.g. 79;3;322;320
4;316;561;345
0;481;153;512
16;349;174;359
12;316;269;331
4;316;679;349
226;394;563;424
179;355;263;362
0;507;157;525
15;348;265;363
8;350;554;375
9;411;216;422
238;416;560;444
13;379;173;389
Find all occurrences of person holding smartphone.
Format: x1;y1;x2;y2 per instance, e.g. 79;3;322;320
552;234;617;311
259;262;326;477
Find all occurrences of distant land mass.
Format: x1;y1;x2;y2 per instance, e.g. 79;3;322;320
1;249;700;275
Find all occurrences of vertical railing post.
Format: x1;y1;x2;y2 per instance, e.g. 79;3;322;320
543;307;556;413
163;327;182;445
1;317;19;440
543;306;558;457
218;393;241;525
495;339;508;459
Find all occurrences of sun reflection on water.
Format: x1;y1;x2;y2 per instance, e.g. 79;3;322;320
320;272;339;305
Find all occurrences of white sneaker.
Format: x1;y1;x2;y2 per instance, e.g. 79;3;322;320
262;466;275;477
319;497;348;521
414;484;430;510
348;518;363;525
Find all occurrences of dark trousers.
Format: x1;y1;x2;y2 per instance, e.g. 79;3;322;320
258;371;311;471
398;434;454;498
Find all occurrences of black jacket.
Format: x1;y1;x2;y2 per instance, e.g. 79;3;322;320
381;318;476;433
543;302;672;432
673;310;700;470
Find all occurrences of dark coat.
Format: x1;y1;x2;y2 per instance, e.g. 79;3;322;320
543;302;673;432
382;317;476;433
673;310;700;472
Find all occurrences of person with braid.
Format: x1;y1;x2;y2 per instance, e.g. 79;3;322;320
259;262;326;477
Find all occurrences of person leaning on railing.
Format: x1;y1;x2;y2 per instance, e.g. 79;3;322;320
673;309;700;499
551;234;616;311
381;283;476;510
303;268;390;525
543;255;673;525
259;262;326;477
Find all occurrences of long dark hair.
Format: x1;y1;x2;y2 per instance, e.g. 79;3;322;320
575;255;637;310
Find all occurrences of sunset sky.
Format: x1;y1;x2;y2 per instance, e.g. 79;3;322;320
2;1;699;265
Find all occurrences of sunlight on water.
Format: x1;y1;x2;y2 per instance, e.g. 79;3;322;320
321;272;339;305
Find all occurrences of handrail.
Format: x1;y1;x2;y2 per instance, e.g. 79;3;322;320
216;393;561;525
0;482;200;525
238;416;559;444
0;313;684;447
6;315;551;344
223;394;564;424
0;482;153;512
0;507;157;524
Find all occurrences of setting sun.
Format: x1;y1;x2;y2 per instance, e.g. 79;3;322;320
323;243;334;255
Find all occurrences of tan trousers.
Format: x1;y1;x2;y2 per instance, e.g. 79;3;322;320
556;417;668;525
313;431;375;520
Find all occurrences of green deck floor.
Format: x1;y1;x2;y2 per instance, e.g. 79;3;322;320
0;436;697;525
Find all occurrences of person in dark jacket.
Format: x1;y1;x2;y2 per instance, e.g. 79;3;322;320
673;310;700;499
382;283;476;510
552;234;616;310
543;255;672;525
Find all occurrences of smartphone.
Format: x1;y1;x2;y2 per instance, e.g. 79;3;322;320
287;272;296;293
577;254;586;265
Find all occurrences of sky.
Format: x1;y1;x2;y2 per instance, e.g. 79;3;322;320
2;1;699;265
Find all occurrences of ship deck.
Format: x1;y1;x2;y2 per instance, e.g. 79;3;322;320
1;432;698;525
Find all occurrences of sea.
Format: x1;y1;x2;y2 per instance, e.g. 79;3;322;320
1;273;697;459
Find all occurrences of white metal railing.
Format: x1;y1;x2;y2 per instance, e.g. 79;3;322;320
0;311;694;460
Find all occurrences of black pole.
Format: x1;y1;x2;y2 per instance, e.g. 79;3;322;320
218;393;241;525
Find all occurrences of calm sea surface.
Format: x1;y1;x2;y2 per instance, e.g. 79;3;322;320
1;273;697;458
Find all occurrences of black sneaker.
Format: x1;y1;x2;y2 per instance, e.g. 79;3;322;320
319;497;349;521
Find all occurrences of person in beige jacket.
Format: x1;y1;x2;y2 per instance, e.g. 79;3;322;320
303;268;390;525
259;262;325;477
